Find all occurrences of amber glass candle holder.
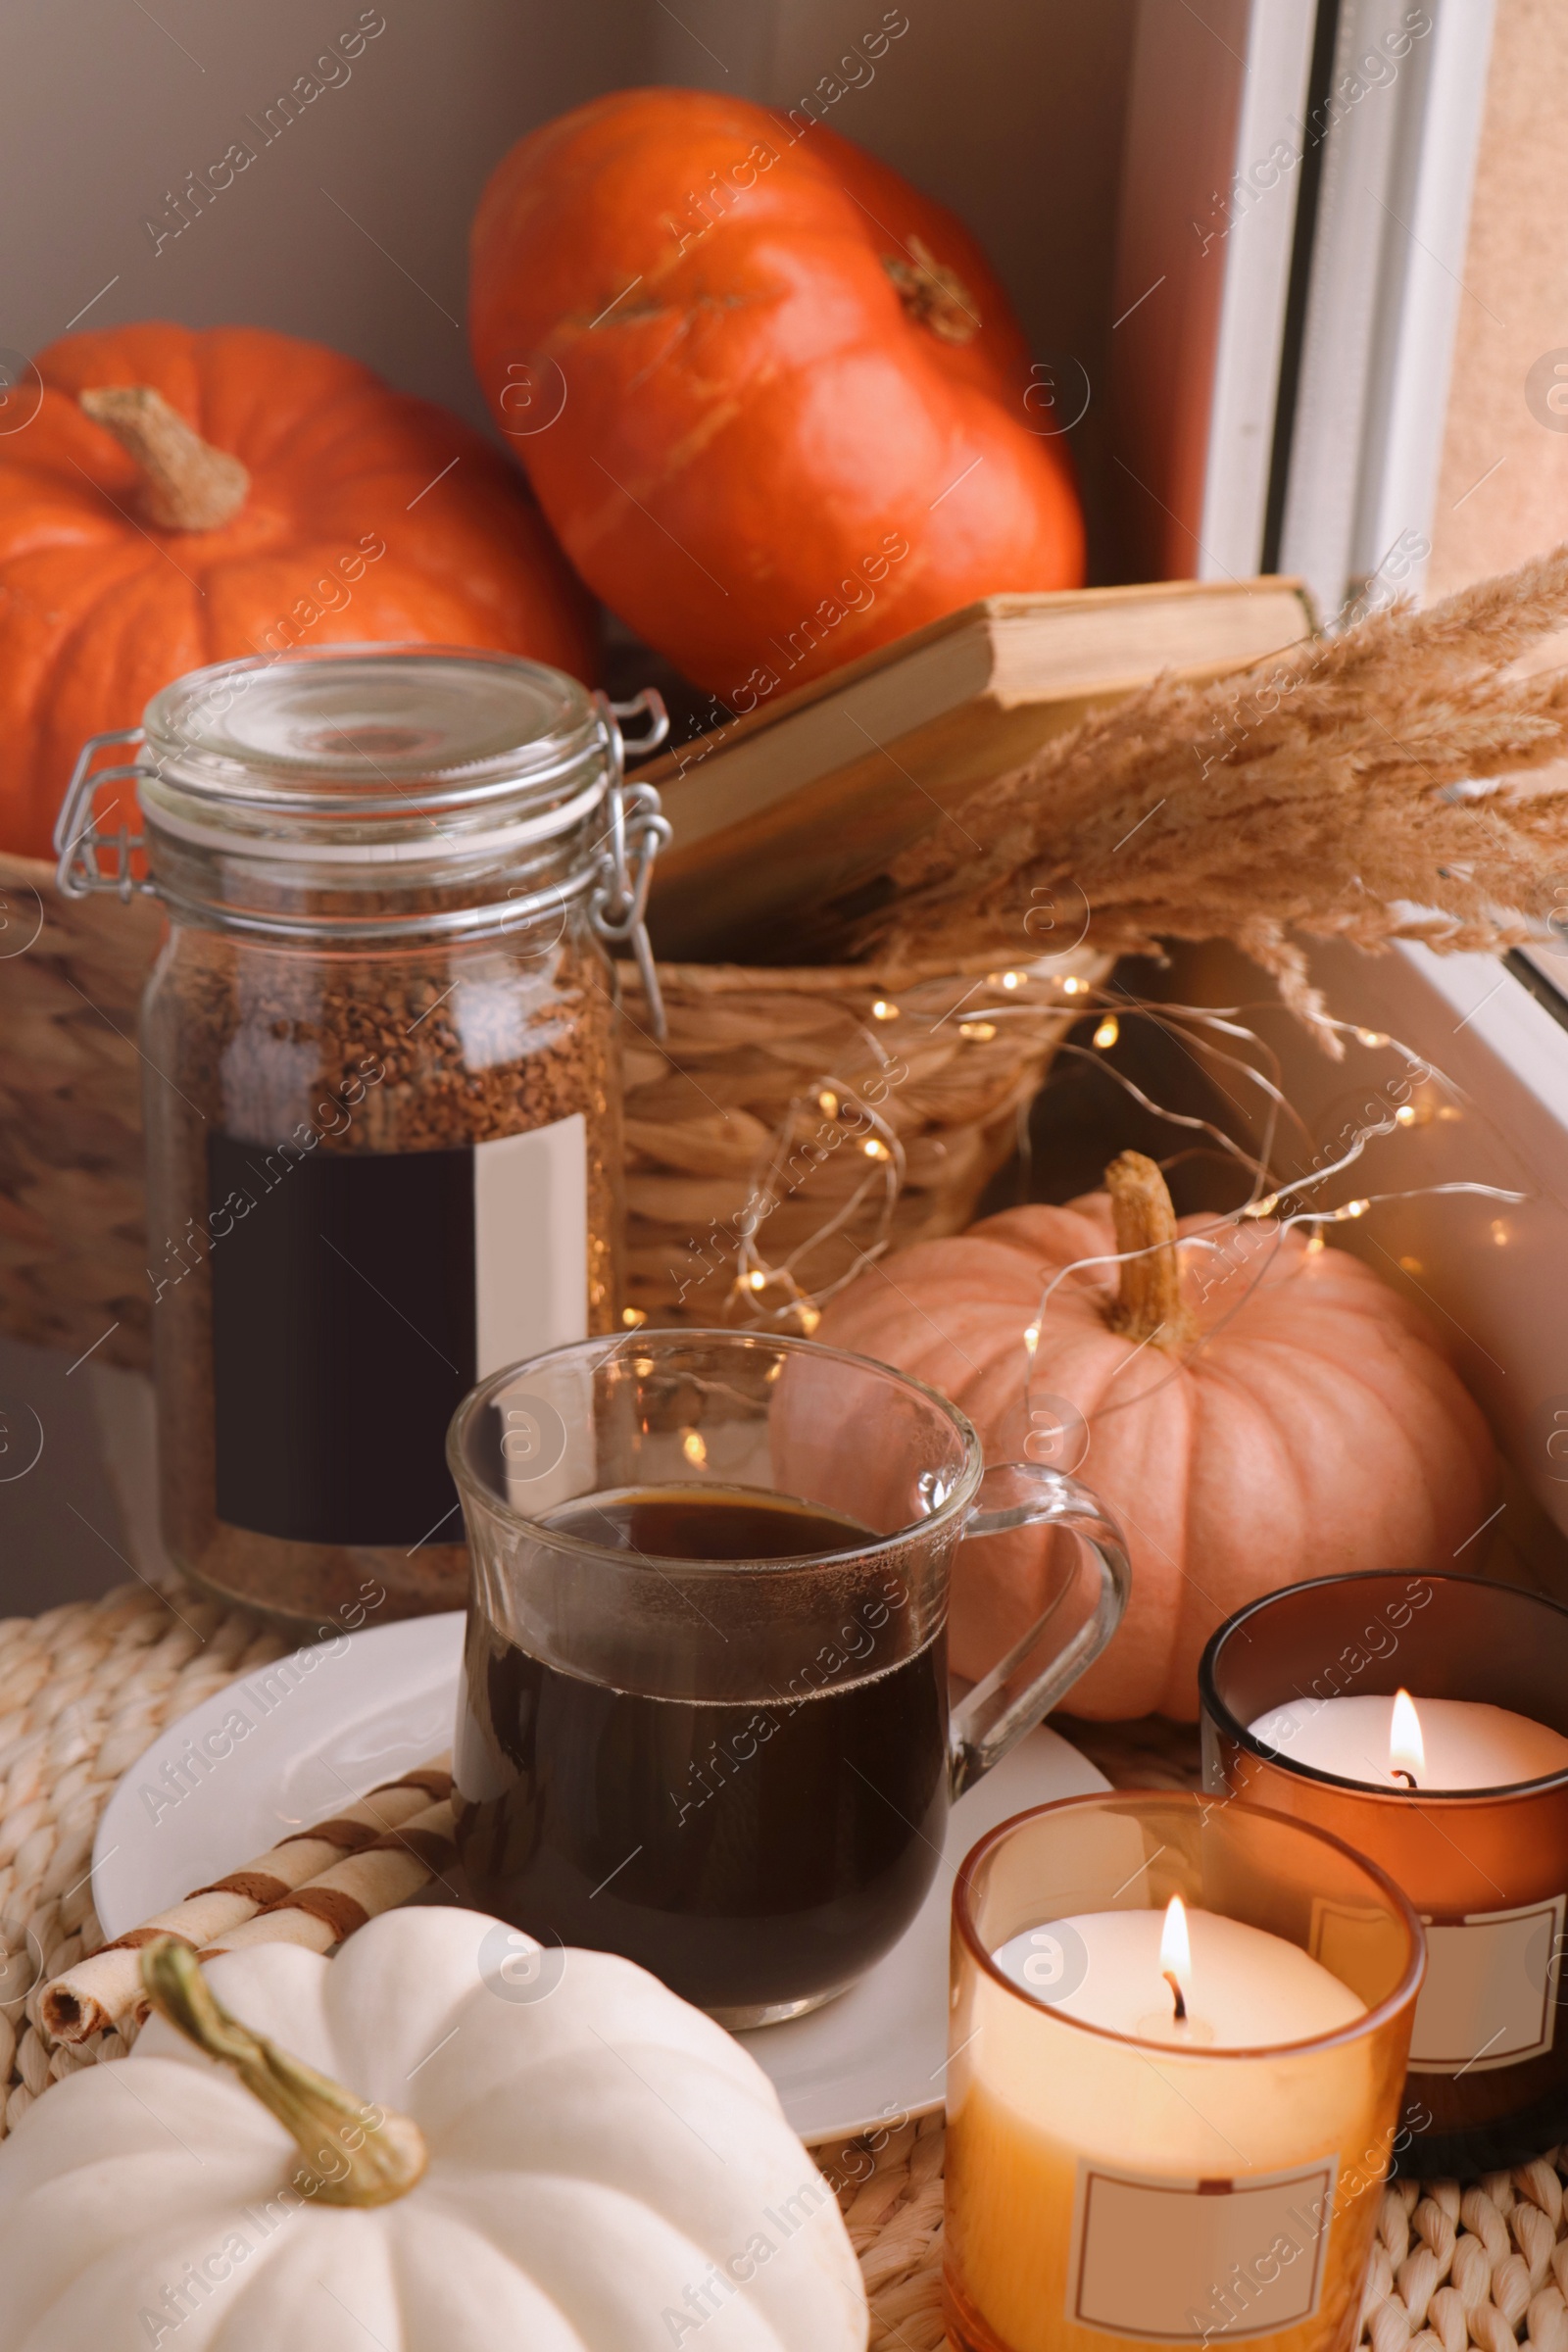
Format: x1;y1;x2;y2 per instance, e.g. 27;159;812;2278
946;1793;1421;2352
1201;1570;1568;2177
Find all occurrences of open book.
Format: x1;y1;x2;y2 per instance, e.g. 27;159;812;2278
644;577;1313;961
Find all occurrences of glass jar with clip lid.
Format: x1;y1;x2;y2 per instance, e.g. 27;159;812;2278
57;642;669;1631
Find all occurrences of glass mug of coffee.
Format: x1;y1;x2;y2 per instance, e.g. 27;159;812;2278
448;1330;1130;2028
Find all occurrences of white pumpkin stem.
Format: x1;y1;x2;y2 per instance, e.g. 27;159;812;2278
139;1937;427;2207
1103;1151;1198;1350
78;385;250;531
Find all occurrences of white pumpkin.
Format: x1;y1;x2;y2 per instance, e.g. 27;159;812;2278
0;1908;867;2351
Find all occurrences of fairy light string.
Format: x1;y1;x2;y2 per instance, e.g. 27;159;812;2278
710;970;1527;1379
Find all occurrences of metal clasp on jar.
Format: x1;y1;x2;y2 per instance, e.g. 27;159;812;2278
590;690;674;1040
54;728;156;902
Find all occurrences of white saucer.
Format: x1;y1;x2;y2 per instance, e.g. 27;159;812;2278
92;1614;1105;2141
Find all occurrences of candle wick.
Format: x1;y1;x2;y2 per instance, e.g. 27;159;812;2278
1392;1768;1418;1789
1162;1969;1187;2024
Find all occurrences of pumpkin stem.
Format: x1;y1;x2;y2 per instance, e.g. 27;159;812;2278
78;385;249;531
139;1937;427;2206
882;235;980;345
1103;1152;1198;1350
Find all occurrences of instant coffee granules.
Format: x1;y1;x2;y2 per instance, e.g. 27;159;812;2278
146;928;620;1623
59;646;667;1630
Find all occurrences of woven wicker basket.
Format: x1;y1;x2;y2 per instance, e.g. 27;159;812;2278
0;849;1103;1365
0;851;163;1369
619;953;1106;1329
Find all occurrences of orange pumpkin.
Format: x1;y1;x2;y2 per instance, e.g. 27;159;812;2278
0;322;595;858
469;87;1085;704
817;1153;1498;1720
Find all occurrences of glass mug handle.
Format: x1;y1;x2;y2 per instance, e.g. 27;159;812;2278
947;1462;1131;1799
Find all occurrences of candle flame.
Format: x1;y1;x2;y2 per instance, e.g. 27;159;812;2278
1159;1894;1192;2020
1390;1689;1425;1789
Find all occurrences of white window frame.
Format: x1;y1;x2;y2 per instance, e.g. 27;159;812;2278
1274;0;1497;618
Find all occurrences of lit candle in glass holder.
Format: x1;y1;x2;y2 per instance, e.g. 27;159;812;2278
1201;1572;1568;2176
945;1793;1422;2352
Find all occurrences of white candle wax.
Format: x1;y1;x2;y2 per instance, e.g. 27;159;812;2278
994;1906;1364;2049
1250;1694;1568;1790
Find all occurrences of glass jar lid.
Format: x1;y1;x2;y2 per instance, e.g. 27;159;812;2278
142;643;604;815
56;645;672;1026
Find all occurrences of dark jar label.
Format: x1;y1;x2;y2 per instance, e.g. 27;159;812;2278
206;1116;587;1548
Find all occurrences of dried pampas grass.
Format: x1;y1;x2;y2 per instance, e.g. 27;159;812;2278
843;546;1568;1045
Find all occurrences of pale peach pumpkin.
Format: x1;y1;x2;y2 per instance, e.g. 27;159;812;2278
817;1153;1498;1720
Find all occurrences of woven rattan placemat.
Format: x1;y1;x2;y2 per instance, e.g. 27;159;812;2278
0;1578;1554;2352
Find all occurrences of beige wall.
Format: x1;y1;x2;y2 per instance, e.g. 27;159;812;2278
1427;0;1568;599
1;0;1134;483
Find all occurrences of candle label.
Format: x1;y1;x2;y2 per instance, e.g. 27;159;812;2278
1406;1893;1565;2074
1066;2156;1338;2340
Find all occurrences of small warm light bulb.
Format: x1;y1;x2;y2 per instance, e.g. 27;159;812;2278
1023;1320;1041;1356
818;1089;838;1117
745;1269;766;1291
863;1138;891;1160
1061;976;1084;995
1159;1894;1192;2022
1395;1103;1416;1126
959;1020;998;1041
1356;1028;1389;1049
1344;1199;1370;1219
681;1429;708;1468
1305;1232;1326;1254
871;999;899;1020
1390;1689;1425;1789
1002;971;1023;991
620;1306;647;1328
797;1301;822;1335
1093;1014;1120;1050
1492;1219;1510;1248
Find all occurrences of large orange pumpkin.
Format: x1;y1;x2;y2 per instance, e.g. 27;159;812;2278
469;88;1085;704
817;1153;1498;1720
0;322;595;858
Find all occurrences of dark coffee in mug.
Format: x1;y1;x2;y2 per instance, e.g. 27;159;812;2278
450;1332;1130;2028
455;1485;949;2018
